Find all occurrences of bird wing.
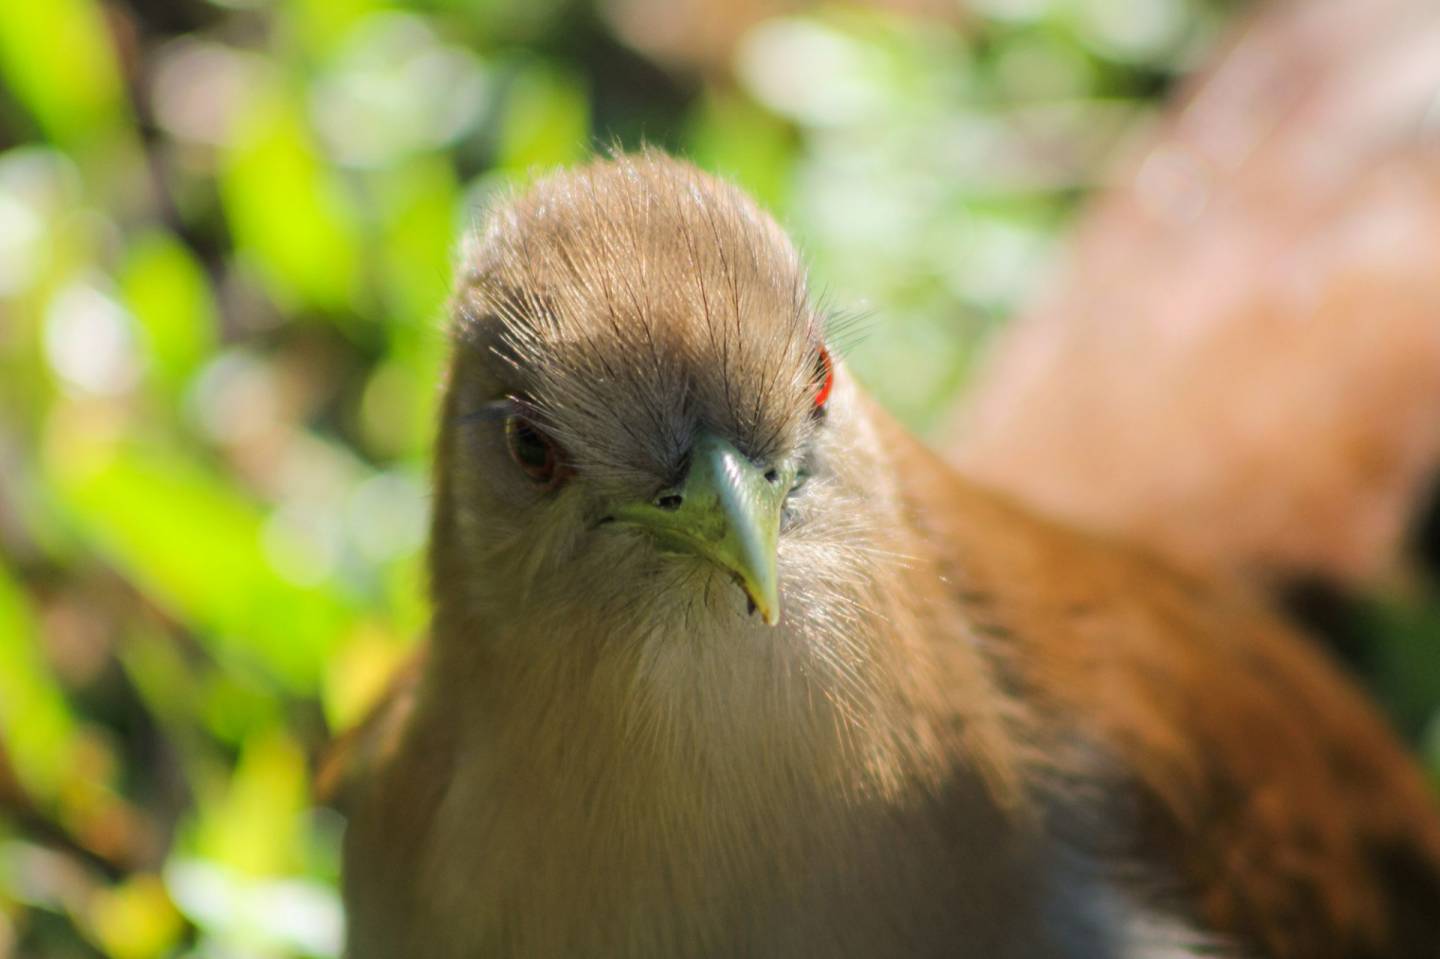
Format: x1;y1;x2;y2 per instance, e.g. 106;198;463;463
950;0;1440;590
895;421;1440;958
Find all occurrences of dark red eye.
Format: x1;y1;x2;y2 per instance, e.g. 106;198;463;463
812;345;834;414
505;413;566;488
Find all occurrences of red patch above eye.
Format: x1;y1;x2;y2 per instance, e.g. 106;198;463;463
813;345;834;412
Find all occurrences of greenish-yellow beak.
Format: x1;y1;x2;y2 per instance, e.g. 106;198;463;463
611;431;790;626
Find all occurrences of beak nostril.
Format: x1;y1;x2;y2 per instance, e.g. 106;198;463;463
655;493;684;511
764;469;780;484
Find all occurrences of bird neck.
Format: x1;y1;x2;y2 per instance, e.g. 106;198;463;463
426;501;1028;837
432;584;928;802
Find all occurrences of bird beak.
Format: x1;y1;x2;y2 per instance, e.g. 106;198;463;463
611;431;788;625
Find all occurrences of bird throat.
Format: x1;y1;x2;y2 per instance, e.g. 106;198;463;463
410;599;1009;958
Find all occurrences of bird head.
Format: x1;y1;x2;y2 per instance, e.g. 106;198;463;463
417;153;1023;818
430;154;898;672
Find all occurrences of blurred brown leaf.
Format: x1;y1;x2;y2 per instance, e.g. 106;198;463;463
951;0;1440;589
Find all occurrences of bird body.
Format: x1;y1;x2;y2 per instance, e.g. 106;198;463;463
339;154;1440;958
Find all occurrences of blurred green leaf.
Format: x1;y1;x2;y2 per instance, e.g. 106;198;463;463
375;155;461;333
119;230;219;396
189;731;307;878
84;873;183;959
0;563;76;800
121;627;283;772
687;92;796;212
45;436;353;691
1353;592;1440;741
496;62;590;173
0;0;128;149
219;88;364;318
117;630;211;774
289;0;384;60
359;356;436;461
416;0;574;45
198;668;286;748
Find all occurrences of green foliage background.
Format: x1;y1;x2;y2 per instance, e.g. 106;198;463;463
1;0;1434;956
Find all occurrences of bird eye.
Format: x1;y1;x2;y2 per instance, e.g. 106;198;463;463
812;345;834;416
504;412;566;488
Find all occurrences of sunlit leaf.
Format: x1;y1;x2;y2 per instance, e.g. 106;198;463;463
44;433;354;691
188;731;307;879
120;628;280;769
288;0;384;59
359;356;436;461
322;624;411;731
197;668;286;748
0;563;75;800
84;873;184;959
496;62;589;173
374;155;461;333
118;230;219;396
0;0;128;148
218;87;364;318
687;92;796;212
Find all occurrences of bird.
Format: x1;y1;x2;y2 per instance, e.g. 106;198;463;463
334;152;1440;959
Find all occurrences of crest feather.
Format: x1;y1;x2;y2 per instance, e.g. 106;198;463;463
455;153;826;482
